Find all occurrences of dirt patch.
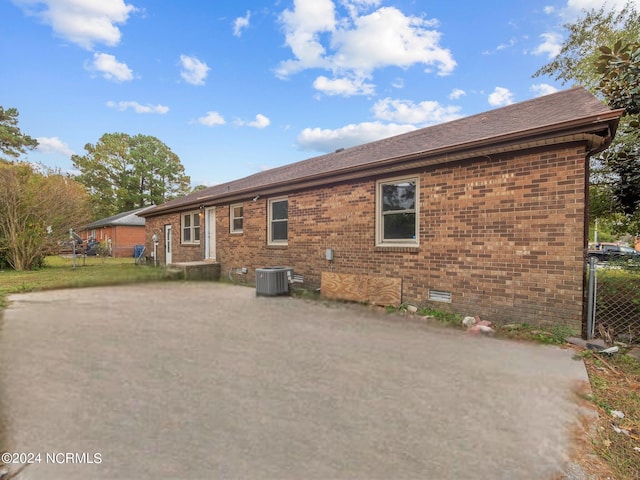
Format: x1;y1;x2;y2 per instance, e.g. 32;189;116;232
556;379;618;479
563;350;640;480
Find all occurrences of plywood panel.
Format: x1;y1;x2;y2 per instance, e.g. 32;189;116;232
320;272;368;303
321;272;401;306
367;276;402;306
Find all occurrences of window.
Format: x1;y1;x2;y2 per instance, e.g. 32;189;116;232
182;211;200;244
230;204;243;233
376;177;418;246
268;197;288;245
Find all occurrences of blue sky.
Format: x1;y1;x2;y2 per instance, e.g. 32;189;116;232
1;0;634;187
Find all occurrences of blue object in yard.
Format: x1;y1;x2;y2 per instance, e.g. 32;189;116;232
85;240;100;256
134;245;145;259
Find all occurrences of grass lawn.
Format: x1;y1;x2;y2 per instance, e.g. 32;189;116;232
579;350;640;479
0;255;170;308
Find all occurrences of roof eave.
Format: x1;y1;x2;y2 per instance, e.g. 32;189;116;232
81;221;145;230
142;110;623;218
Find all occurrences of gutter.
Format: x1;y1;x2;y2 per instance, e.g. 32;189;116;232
206;133;610;205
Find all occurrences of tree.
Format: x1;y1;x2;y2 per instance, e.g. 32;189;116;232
534;3;640;91
0;162;90;270
596;40;640;114
589;184;618;219
191;184;208;193
596;38;640;230
72;133;191;219
534;2;640;236
0;107;38;161
0;107;89;270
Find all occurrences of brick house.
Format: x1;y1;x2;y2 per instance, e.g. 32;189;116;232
79;207;152;257
141;88;622;328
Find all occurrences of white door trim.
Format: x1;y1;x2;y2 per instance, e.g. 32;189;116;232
205;207;216;261
164;224;172;265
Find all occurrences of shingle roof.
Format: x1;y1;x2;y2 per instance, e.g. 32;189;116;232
142;87;622;217
83;206;154;229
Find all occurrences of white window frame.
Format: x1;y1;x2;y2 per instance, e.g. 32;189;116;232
268;196;288;246
375;176;419;247
230;203;244;234
181;210;201;245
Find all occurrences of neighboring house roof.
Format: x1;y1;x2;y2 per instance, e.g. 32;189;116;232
142;87;623;218
83;206;154;230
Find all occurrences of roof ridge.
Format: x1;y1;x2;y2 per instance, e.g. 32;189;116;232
84;205;152;228
143;87;619;217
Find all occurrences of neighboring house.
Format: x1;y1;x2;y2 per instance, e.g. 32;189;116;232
79;206;153;257
140;88;623;329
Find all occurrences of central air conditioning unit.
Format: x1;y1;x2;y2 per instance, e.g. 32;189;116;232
255;267;294;296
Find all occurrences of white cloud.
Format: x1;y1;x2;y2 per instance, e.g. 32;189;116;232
180;55;210;86
535;1;640;63
106;101;169;114
276;1;455;96
482;38;517;55
313;75;375;96
533;32;562;59
542;1;640;29
391;77;404;89
277;0;336;76
88;52;133;82
233;10;251;37
449;88;466;100
297;121;416;152
488;87;515;107
496;39;516;51
341;0;382;18
530;83;558;97
198;111;226;127
372;98;462;125
565;0;640;13
331;7;455;75
35;136;74;156
14;0;136;49
249;114;270;128
236;114;271;129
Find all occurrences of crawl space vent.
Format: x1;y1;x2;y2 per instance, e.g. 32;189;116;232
428;290;452;303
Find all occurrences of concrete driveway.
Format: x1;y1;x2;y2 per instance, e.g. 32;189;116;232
0;282;591;479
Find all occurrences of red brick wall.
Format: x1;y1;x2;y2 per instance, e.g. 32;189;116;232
146;143;588;328
145;212;204;265
111;226;146;257
79;225;145;257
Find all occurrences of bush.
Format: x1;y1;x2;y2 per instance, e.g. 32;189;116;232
0;248;7;270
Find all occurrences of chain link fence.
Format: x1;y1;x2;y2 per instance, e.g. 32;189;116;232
586;256;640;344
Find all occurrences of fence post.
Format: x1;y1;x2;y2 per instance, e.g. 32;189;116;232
586;256;597;340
